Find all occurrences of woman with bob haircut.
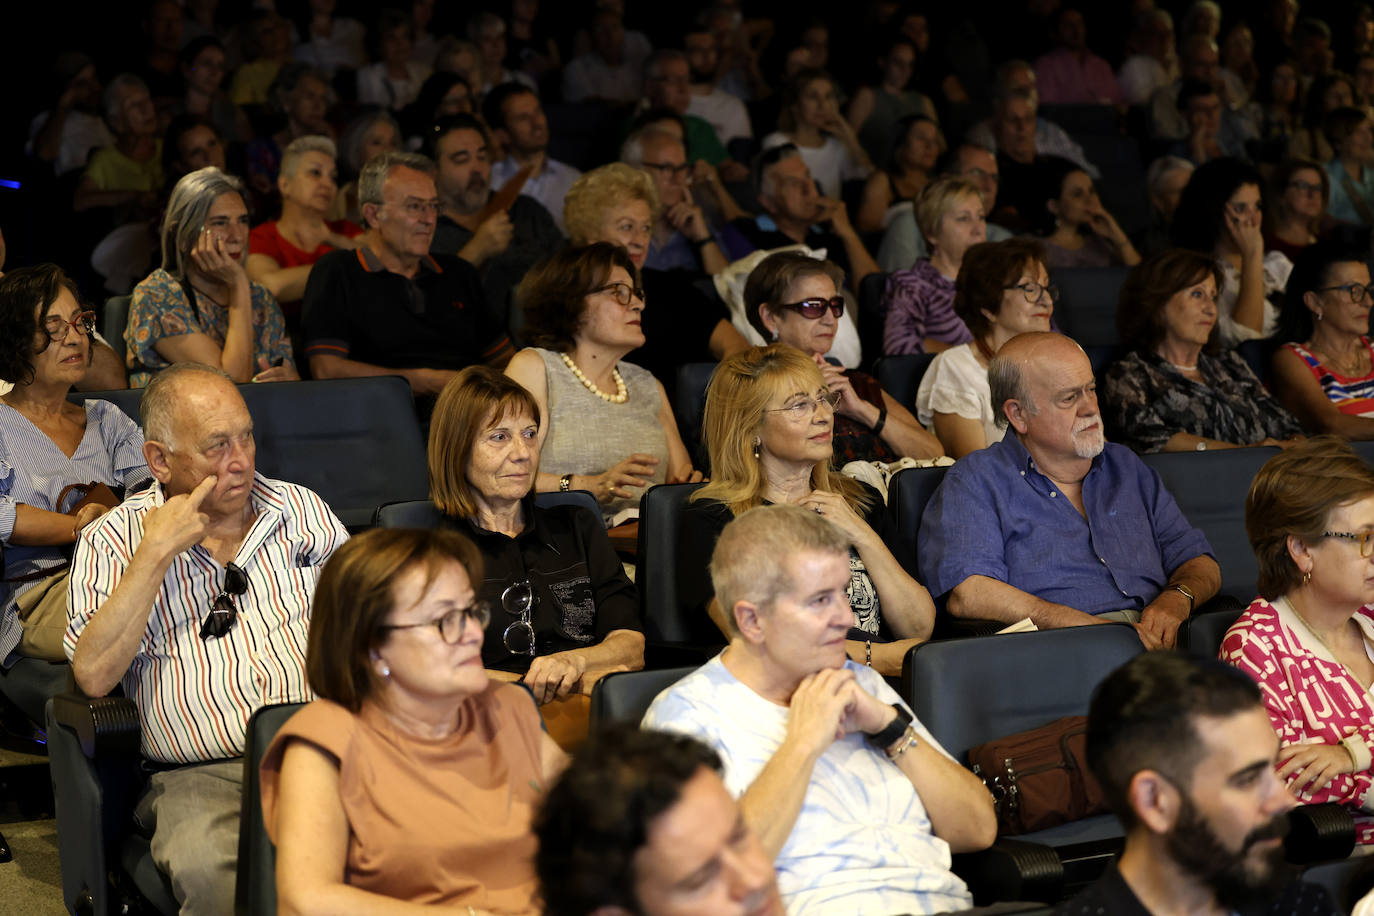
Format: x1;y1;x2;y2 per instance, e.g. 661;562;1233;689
428;366;641;711
260;526;564;912
746;250;942;463
1102;248;1303;453
505;242;701;523
1221;437;1374;846
126;167;295;387
914;238;1056;458
673;344;935;672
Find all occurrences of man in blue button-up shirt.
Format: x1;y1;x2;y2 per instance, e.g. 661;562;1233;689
919;332;1219;648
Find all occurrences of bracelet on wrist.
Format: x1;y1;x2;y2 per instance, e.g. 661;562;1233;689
870;406;887;436
691;235;714;251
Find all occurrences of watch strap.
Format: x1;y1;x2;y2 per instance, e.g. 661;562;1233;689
866;703;912;749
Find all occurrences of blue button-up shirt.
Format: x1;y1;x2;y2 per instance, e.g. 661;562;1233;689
917;432;1213;615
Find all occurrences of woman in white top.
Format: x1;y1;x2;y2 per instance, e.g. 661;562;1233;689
762;69;872;199
916;239;1055;457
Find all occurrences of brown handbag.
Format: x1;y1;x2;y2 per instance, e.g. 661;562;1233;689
4;482;121;585
966;715;1109;836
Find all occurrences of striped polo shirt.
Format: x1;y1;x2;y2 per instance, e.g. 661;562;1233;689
65;474;348;764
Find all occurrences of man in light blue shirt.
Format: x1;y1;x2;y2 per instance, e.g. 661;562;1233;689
644;503;995;916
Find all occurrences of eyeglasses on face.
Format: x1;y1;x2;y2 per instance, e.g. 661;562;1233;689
43;311;97;342
1003;281;1060;305
1287;179;1323;195
778;296;845;319
501;578;536;656
201;562;248;640
591;281;645;307
765;389;841;422
394;198;442;218
378;601;493;644
1323;530;1374;558
1315;283;1374;304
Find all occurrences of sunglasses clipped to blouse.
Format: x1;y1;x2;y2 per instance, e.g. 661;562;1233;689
778;296;845;319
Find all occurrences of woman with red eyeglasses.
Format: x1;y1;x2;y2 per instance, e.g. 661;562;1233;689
744;251;943;464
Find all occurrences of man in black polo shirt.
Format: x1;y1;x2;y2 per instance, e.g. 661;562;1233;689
302;151;515;397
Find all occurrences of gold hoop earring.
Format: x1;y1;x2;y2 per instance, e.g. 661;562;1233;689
1302;570;1312;586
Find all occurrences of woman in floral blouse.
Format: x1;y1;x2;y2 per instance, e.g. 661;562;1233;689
1102;248;1302;453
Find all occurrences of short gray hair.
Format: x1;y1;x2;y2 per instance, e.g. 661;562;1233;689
357;151;435;227
987;352;1036;430
280;135;338;179
619;126;681;168
339;108;401;175
160;167;247;282
140;362;234;448
1146;155;1194;196
710;504;850;635
103;73;149;127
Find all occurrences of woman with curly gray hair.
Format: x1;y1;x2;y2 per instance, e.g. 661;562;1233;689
126;167;295;386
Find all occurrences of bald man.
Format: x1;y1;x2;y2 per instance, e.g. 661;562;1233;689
918;332;1218;648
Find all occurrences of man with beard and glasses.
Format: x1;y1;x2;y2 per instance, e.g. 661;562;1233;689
1058;651;1337;915
920;332;1219;648
427;115;562;331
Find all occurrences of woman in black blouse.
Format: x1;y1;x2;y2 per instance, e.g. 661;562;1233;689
1102;248;1304;453
428;365;643;707
675;344;934;675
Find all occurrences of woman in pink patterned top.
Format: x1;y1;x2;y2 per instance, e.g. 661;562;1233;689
1221;437;1374;844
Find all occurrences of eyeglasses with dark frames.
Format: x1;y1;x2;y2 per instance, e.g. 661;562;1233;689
591;281;645;307
501;579;536;656
778;296;845;319
201;562;248;640
1323;530;1374;558
1002;281;1060;305
1314;283;1374;304
378;601;493;644
43;311;97;342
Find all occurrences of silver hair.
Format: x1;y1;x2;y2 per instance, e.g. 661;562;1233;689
357;151;435;228
103;73;149;127
619;126;682;168
339;109;401;175
140;362;235;449
280;135;338;180
1146;155;1194;196
987;353;1037;430
160;167;247;282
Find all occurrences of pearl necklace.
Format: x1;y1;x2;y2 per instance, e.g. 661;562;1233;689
1168;362;1198;372
560;352;628;403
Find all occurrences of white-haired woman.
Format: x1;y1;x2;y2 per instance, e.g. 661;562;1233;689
126;168;296;387
246;135;361;317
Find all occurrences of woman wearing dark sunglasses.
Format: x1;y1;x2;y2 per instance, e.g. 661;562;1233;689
744;251;942;464
1273;241;1374;438
261;527;565;914
426;366;640;734
0;265;151;696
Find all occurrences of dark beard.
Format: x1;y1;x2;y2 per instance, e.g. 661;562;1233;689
1165;793;1298;910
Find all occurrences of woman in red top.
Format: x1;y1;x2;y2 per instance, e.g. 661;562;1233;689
246;135;361;324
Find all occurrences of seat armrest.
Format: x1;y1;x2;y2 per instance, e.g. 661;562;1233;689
952;837;1064;906
50;692;141;758
1286;803;1355;864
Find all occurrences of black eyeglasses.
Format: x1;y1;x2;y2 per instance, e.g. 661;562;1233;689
1323;530;1374;558
501;579;536;656
1315;283;1374;304
778;296;845;319
43;311;97;342
591;281;645;307
378;601;492;644
201;562;247;640
1003;281;1060;305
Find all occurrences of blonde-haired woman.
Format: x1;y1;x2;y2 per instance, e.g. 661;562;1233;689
562;163;747;396
674;345;934;673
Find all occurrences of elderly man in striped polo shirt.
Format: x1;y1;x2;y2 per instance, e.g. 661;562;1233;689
65;362;348;915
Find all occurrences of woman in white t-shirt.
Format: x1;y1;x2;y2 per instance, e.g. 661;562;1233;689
762;69;873;199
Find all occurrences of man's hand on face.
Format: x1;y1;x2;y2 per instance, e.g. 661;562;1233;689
142;475;216;560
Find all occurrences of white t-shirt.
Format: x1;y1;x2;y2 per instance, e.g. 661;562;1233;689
761;131;870;199
915;343;1001;449
644;656;973;916
687;89;753;144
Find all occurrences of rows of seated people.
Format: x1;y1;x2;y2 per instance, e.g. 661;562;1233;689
10;0;1374;913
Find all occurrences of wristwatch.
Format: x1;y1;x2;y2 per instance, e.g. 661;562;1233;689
559;473;573;492
866;703;912;750
1195;441;1208;451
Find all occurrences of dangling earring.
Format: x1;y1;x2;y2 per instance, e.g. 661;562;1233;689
1316;309;1324;321
753;438;762;459
770;329;779;342
1302;569;1312;586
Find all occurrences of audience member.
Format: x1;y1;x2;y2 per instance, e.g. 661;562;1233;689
1036;158;1141;268
427;115;562;331
399;72;473;148
685;27;753;147
1266;158;1331;260
409;0;439;67
537;725;783;916
845;37;937;168
506;0;561;83
138;0;185;108
245;135;361;320
1252;60;1302;164
915;238;1055;458
1172;79;1247;165
66;363;348;913
505;242;700;523
302;152;513;399
745;253;941;462
855;114;944;234
468;11;536;96
1221;437;1374;849
330;108;400;225
638;50;735;171
127;168;295;387
0;265;144;717
1255;0;1303;84
357;8;429;112
291;0;366;79
1172;157;1291;346
259;526;558;912
173;37;250;145
1220;21;1261;110
981;89;1079;232
433;37;485;99
881;176;984;355
1355;51;1374;104
73;75;162;220
1293;17;1336;84
563;164;746;396
1063;651;1333;913
563;11;645;105
162;115;227;186
1033;7;1123;106
919;331;1218;646
227;11;292;107
1272;242;1374;436
1324;107;1374;225
964;61;1100;178
1289;71;1356;164
1148;34;1248;146
1135;156;1194;257
1118;9;1178;106
621;127;732;274
428;367;642;717
1179;1;1222;46
647;503;992;912
28;52;114;177
762;69;872;199
1102;249;1302;454
243;64;335;209
485;82;582;235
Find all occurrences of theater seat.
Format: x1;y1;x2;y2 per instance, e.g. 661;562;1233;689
886;465;948;581
1050;266;1129;374
588;666;697;725
674;362;717;469
635;482;717;648
235;702;306;916
1177;605;1245;657
373;491;602;529
874;353;938;413
102;295;131;363
857;272;890;365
